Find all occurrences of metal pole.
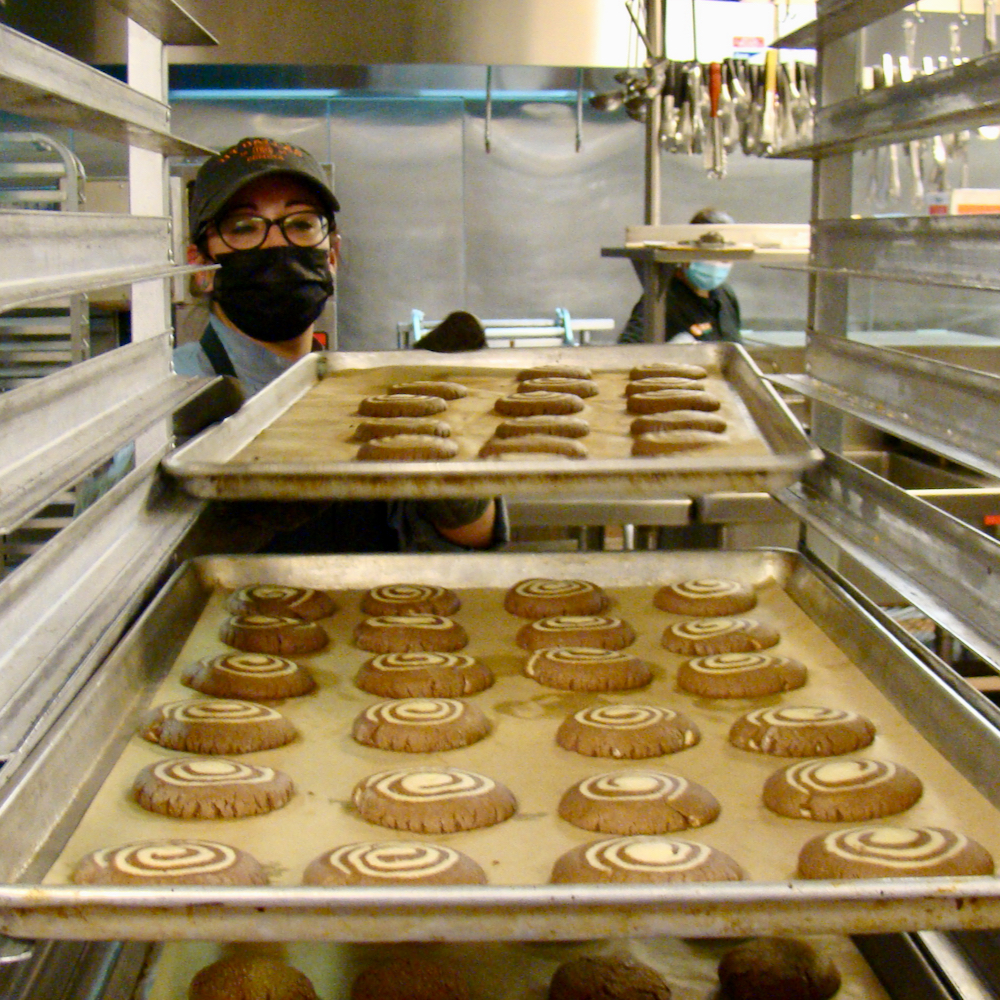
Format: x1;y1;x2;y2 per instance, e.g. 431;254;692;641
644;0;663;225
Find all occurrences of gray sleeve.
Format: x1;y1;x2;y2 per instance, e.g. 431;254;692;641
389;498;509;552
172;341;216;377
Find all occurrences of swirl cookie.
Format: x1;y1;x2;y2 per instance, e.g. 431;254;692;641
550;835;745;884
630;362;708;381
796;825;995;879
139;698;297;755
358;394;447;417
356;434;459;461
354;418;451;442
388;380;467;400
556;704;700;758
516;363;593;381
558;770;720;834
627;389;722;414
495;415;590;438
132;757;294;819
525;648;652;691
71;839;268;885
660;617;779;656
654;578;757;616
225;584;336;621
632;430;723;455
504;577;610;618
479;435;588;459
354;614;468;653
189;956;319;1000
518;376;598;398
717;938;841;1000
517;615;636;651
763;758;923;821
494;391;584;416
303;841;487;886
181;652;316;700
549;956;673;1000
361;583;461;616
351;698;491;752
729;706;876;757
352;766;516;833
677;652;807;698
625;377;706;394
631;412;728;435
219;614;328;655
354;652;494;698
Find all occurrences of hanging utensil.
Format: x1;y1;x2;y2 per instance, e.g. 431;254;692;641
706;61;725;178
760;48;778;154
689;62;705;156
985;0;997;53
719;62;740;154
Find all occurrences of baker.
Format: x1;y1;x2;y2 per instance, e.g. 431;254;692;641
174;136;503;553
618;207;741;345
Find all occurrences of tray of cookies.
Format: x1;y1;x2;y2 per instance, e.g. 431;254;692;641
161;343;821;500
2;550;1000;942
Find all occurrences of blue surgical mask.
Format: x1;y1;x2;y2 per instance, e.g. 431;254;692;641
686;260;732;291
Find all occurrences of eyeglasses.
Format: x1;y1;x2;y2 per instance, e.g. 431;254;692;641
213;210;331;250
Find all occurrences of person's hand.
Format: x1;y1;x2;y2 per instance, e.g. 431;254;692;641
689;322;712;338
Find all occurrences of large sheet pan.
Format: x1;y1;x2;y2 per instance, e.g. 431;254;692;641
161;344;820;500
1;550;999;942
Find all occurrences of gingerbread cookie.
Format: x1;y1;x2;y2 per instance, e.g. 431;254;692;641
626;390;722;415
729;705;876;757
494;391;585;416
356;434;458;462
479;434;588;459
139;698;297;755
550;835;745;884
654;578;757;616
504;577;610;618
796;825;994;879
132;757;294;819
304;841;487;886
219;614;328;656
677;652;807;698
629;362;708;381
352;766;516;833
354;614;468;653
388;380;468;399
354;418;451;441
631;412;728;435
189;955;319;1000
516;363;593;381
518;377;598;398
718;938;841;1000
660;617;779;656
548;955;673;1000
625;377;705;395
351;698;491;752
495;415;590;439
358;394;447;417
225;585;336;621
361;583;461;616
525;648;652;691
181;652;316;700
763;757;923;821
354;652;494;698
632;431;722;455
556;704;700;758
517;615;636;651
71;839;268;885
558;770;720;834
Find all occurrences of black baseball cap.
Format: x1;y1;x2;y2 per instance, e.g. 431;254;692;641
188;136;340;242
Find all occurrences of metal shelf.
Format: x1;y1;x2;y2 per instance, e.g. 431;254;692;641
774;52;1000;159
103;0;218;46
0;23;212;157
773;0;912;50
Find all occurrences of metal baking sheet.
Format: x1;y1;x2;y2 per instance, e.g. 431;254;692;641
1;550;999;942
161;344;821;500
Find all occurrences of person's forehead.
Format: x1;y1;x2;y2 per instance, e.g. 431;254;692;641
222;174;324;214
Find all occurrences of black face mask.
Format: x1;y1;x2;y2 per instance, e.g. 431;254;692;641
210;245;334;343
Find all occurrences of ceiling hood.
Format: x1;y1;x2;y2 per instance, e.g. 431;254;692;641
168;0;635;68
